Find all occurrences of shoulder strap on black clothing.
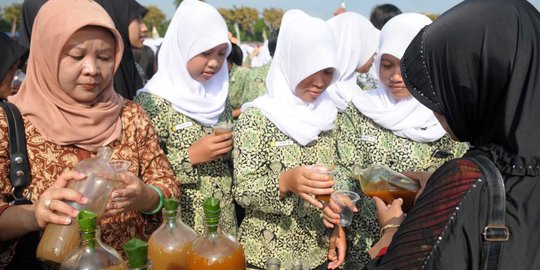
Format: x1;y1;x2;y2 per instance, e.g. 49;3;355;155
0;101;31;205
470;155;509;270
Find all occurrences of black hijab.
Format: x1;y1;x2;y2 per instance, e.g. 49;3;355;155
17;0;47;49
0;33;28;81
95;0;147;99
402;0;540;171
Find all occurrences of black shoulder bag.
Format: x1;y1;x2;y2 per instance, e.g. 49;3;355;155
0;101;42;269
471;155;509;270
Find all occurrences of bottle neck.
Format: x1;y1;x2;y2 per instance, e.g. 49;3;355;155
79;228;100;251
163;209;178;226
205;216;220;234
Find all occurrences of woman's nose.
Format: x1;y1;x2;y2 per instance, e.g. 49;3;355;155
82;61;98;76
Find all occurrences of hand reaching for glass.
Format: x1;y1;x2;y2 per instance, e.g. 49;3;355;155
323;191;360;228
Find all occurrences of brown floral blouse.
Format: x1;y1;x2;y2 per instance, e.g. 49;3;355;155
0;100;179;266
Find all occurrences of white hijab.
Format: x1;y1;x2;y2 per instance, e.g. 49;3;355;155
242;10;339;146
137;0;231;127
352;13;446;143
326;12;380;112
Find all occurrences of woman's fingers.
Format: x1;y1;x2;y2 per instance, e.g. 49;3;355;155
52;170;86;188
325;200;341;220
47;199;79;218
212;132;233;142
322;205;340;228
45;187;88;207
391;197;404;208
35;186;87;228
213;145;233;157
39;206;72;225
323;218;335;229
373;196;387;211
301;193;323;209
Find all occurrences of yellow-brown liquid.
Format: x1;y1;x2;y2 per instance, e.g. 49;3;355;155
315;171;334;203
37;223;80;264
213;128;232;135
362;181;417;213
148;238;192;270
315;194;331;203
186;246;246;270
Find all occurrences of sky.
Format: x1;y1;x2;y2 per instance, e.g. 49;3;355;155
2;0;540;20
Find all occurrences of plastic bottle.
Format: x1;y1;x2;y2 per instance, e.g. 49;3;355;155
37;147;117;263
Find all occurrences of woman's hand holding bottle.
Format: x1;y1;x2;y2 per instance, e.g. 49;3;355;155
103;172;158;216
35;170;87;228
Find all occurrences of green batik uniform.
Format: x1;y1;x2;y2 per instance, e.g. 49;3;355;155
233;107;357;269
134;93;237;236
228;63;270;110
356;66;378;91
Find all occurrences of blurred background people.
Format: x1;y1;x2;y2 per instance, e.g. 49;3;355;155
0;33;28;100
95;0;148;99
369;3;402;30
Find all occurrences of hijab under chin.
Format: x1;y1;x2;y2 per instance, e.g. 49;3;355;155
326;12;380;112
242;9;339;146
8;0;124;152
352;13;446;143
137;0;231;127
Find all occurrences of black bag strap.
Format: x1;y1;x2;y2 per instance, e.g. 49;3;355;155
470;155;509;270
0;101;31;205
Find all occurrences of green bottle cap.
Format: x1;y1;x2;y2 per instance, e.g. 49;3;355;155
123;238;148;268
203;197;221;225
76;210;97;232
163;198;179;218
164;198;179;211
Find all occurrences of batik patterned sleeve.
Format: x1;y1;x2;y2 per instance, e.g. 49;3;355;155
135;93;199;184
233;108;297;215
0;115;10;214
124;101;179;199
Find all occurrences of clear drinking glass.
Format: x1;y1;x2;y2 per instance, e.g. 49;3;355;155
331;191;360;227
212;121;234;135
311;164;335;205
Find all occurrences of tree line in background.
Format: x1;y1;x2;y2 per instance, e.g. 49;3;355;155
0;1;437;43
0;1;283;43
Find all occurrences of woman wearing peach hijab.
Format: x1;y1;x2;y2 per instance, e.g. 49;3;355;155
0;0;178;266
